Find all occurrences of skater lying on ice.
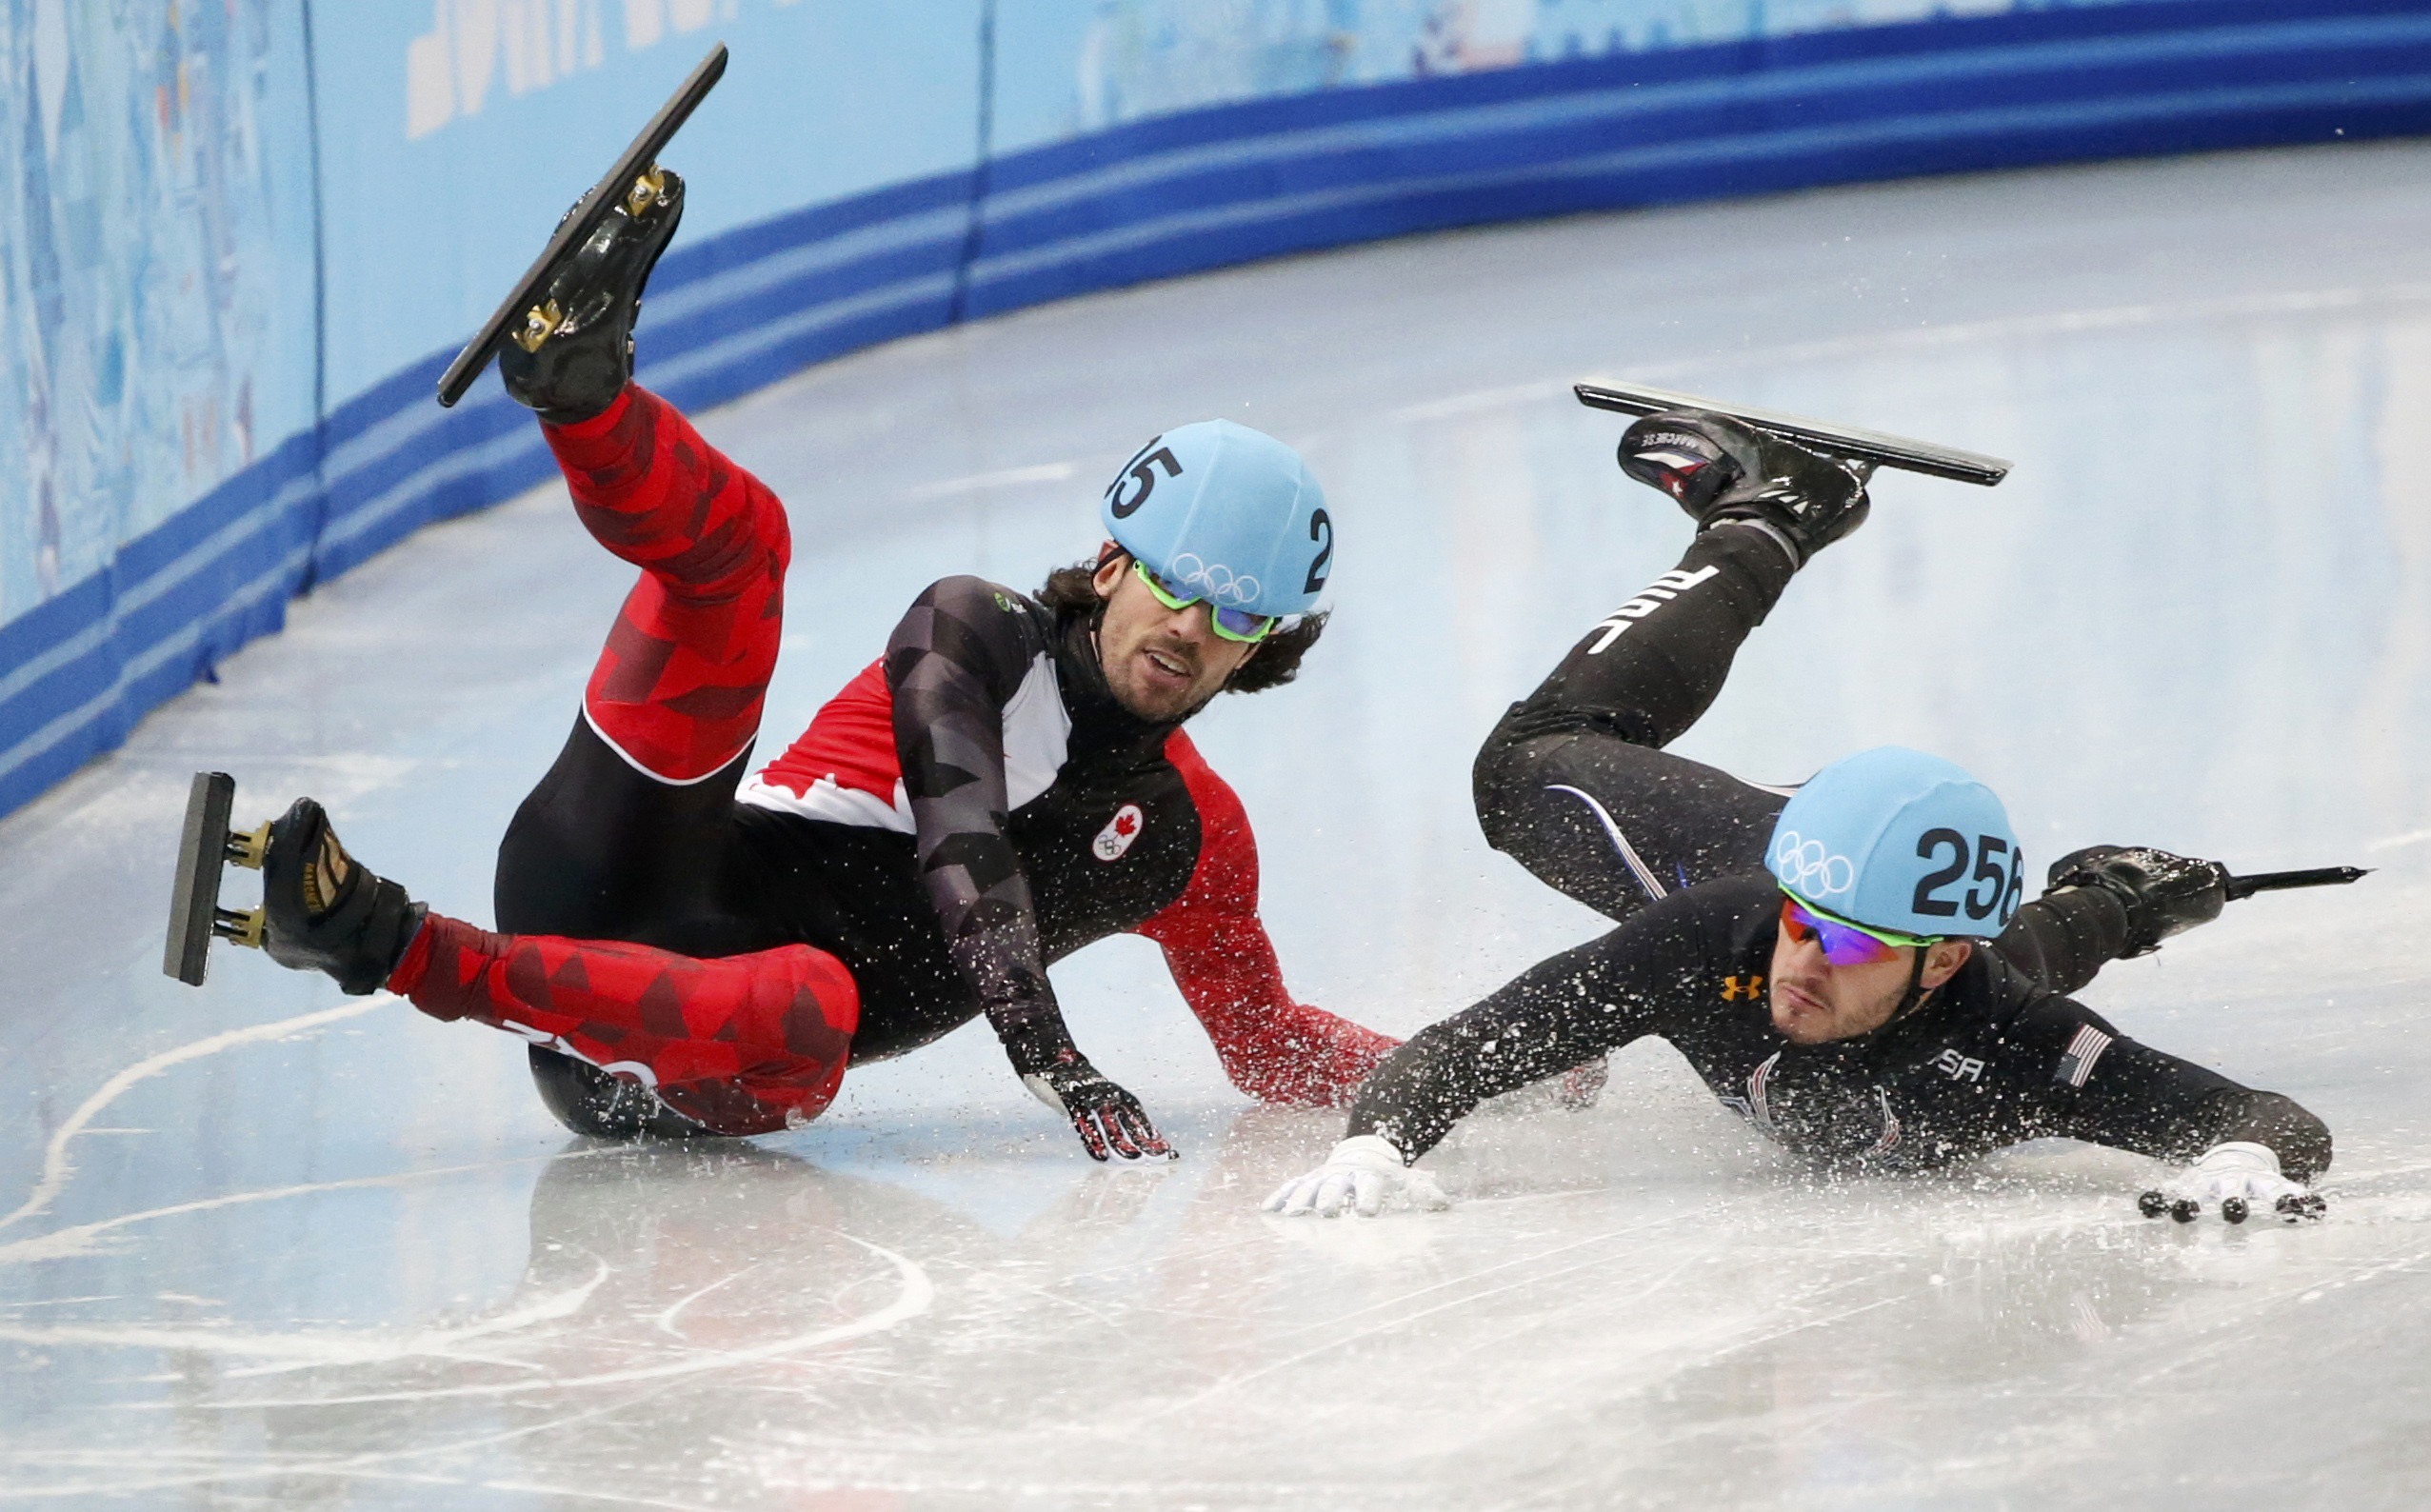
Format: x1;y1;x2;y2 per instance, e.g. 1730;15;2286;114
209;165;1399;1156
1267;410;2336;1222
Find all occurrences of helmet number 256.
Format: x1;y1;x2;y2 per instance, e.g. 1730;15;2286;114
1912;828;2025;924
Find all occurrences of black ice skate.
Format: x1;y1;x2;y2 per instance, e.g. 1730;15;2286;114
493;166;687;423
1616;409;1873;569
436;43;727;411
1576;380;2010;486
165;774;423;994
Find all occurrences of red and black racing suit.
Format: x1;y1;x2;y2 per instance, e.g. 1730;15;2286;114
386;387;1393;1137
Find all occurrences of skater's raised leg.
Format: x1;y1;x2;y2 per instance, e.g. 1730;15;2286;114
486;164;814;1132
485;160;787;956
1473;412;1869;921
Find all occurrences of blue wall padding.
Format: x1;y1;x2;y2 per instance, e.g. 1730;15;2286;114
5;0;2431;818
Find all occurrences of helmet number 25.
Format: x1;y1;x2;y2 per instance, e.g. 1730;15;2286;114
1912;828;2025;924
1107;445;1183;518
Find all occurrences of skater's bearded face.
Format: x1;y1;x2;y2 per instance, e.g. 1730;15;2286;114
1766;926;1972;1044
1090;549;1259;722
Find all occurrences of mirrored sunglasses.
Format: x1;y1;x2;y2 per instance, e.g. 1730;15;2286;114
1777;892;1941;967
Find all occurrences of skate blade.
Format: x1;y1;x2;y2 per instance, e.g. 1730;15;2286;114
1575;381;2011;487
436;43;727;408
163;771;269;985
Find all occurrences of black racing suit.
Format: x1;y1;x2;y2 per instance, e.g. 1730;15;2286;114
1426;520;2329;1177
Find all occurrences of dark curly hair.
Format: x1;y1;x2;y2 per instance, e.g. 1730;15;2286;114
1037;553;1327;695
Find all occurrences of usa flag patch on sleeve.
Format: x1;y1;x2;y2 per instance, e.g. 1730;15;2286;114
2055;1024;2113;1087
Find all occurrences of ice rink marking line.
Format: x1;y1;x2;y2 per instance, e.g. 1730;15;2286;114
905;462;1077;500
2367;826;2431;851
0;995;397;1238
0;1258;608;1374
651;1260;767;1338
0;1147;623;1266
1390;281;2431;428
0;1377;646;1502
192;1232;932;1407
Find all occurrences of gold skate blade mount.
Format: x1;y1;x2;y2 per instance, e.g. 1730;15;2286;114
436;42;727;408
1574;381;2012;487
164;771;269;986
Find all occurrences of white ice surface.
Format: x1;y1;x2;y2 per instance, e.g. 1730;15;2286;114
4;142;2430;1508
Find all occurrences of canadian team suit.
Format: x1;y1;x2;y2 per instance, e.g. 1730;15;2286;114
387;388;1392;1135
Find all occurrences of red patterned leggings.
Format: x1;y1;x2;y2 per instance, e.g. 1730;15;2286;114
400;386;860;1136
390;914;857;1136
553;385;788;781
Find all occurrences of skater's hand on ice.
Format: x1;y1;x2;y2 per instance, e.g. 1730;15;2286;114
1023;1057;1174;1162
1262;1135;1447;1218
2140;1142;2323;1224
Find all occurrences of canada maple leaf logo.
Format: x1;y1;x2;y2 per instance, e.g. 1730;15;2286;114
1093;804;1146;862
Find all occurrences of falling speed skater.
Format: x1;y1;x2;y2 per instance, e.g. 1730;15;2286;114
167;126;1417;1159
1265;408;2347;1223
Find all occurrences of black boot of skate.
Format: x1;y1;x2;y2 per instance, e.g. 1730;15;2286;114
1617;410;1870;568
261;799;427;996
496;168;687;424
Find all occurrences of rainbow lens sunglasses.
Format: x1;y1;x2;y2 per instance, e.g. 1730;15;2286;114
1131;560;1280;644
1778;892;1943;967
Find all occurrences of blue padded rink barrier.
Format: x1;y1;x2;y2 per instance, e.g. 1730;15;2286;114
9;28;2431;1512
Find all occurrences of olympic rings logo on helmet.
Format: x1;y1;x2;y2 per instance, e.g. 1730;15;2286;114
1770;831;1856;897
1160;553;1262;608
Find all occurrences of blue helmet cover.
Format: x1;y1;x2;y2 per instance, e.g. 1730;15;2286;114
1099;420;1332;619
1767;746;2024;938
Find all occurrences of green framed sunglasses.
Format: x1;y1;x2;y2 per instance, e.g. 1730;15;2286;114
1131;560;1280;644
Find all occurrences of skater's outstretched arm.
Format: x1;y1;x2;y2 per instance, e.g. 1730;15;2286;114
1342;893;1713;1162
2009;996;2332;1184
1138;734;1399;1106
889;577;1171;1161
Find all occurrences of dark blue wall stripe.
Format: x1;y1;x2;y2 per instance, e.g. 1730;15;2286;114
5;0;2428;818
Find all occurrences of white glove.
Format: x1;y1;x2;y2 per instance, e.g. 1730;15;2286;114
2140;1142;2323;1223
1261;1134;1449;1218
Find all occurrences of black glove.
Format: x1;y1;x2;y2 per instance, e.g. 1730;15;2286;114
1020;1051;1175;1162
2045;845;2227;958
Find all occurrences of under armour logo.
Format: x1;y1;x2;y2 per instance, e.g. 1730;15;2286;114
1721;974;1764;1002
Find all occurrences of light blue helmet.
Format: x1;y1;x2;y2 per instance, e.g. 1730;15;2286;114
1100;420;1332;620
1767;746;2023;939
